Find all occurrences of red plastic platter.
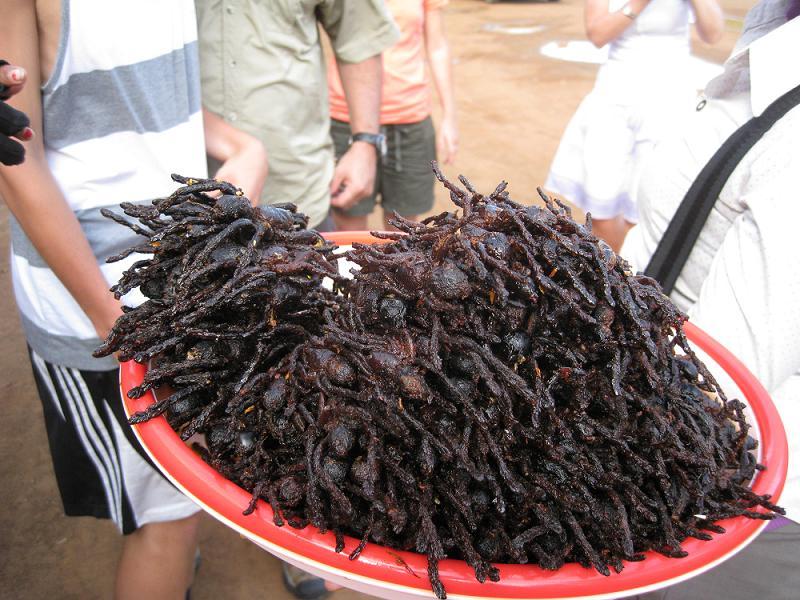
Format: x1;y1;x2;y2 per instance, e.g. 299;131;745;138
119;232;788;600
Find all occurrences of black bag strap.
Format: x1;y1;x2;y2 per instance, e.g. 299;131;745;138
644;82;800;294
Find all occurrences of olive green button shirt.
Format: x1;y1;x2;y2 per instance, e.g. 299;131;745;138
196;0;399;228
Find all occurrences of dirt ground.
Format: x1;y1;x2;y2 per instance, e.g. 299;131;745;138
0;1;753;599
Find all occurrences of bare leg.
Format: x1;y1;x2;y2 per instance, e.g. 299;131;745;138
115;513;201;600
332;210;369;232
589;216;634;253
383;213;419;232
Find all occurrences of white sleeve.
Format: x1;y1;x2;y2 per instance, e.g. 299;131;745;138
688;169;800;394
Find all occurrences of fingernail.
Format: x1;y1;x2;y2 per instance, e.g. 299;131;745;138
22;127;34;140
10;68;24;82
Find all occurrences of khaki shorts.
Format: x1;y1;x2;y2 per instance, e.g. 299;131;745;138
330;117;436;218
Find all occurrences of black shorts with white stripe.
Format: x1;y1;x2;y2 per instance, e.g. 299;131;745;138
28;347;199;534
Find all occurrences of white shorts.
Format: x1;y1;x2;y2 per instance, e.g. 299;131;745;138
29;348;200;534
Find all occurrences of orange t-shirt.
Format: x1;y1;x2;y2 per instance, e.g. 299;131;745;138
328;0;448;125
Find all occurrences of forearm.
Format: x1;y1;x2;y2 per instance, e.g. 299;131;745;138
202;108;268;202
1;156;122;338
336;55;383;134
0;0;120;338
688;0;724;44
203;108;260;164
584;0;650;48
329;55;383;209
425;11;457;121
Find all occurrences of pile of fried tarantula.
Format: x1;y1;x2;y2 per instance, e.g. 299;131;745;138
96;168;782;598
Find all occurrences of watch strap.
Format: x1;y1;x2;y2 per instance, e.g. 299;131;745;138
349;132;387;158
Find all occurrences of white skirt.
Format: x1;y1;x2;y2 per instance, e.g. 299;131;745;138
546;64;696;223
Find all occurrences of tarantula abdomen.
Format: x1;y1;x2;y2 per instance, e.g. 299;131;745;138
501;332;531;362
323;456;350;485
431;261;471;300
213;194;257;222
278;476;305;507
262;378;288;412
481;232;511;261
379;296;407;327
325;355;356;386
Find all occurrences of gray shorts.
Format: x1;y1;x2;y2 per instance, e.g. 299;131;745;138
330;117;436;218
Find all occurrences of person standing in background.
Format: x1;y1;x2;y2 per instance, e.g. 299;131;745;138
623;0;800;596
195;0;399;231
0;1;267;598
328;0;458;231
546;0;723;251
195;8;396;594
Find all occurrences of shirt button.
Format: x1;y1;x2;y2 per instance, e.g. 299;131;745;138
230;59;237;68
228;112;238;122
226;6;233;14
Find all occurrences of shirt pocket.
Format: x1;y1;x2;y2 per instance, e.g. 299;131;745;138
248;0;318;56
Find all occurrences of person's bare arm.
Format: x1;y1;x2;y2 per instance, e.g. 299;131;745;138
0;0;122;339
688;0;724;44
425;8;458;165
203;108;268;204
584;0;651;48
330;55;382;210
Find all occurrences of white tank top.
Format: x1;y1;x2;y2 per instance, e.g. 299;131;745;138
609;0;692;64
10;0;207;369
598;0;693;93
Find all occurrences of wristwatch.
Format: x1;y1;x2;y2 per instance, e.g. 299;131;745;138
349;132;387;159
621;2;638;19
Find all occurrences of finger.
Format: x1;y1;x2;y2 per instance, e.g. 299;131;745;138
238;180;257;201
0;63;26;100
436;141;450;165
446;134;459;164
0;100;30;136
0;133;26;166
0;83;24;101
205;168;230;197
330;185;357;209
446;143;457;165
438;136;449;163
13;126;34;141
330;168;346;196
